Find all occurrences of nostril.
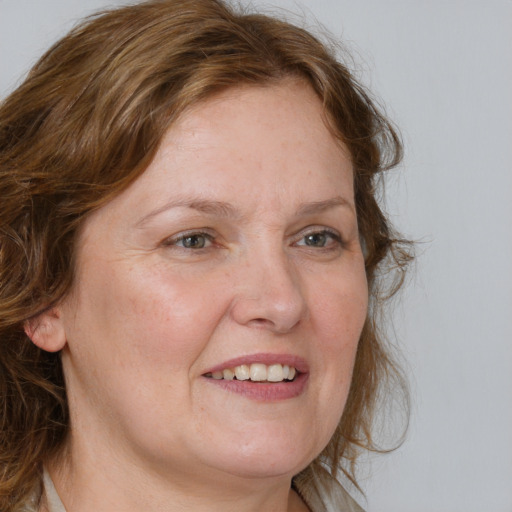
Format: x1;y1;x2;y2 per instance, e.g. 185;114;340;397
248;318;272;328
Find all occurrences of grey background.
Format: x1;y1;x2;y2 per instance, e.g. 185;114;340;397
1;1;511;511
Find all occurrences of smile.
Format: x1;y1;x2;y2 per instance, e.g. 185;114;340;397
205;363;297;383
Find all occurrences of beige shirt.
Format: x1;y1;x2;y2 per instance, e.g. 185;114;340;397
26;467;364;512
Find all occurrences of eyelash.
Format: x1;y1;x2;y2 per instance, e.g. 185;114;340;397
163;227;344;252
294;228;344;250
165;231;215;250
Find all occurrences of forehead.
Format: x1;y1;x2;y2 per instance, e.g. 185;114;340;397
174;79;344;153
145;80;353;197
86;80;355;231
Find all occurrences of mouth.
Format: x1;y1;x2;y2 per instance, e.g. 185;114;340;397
204;363;297;383
202;354;309;401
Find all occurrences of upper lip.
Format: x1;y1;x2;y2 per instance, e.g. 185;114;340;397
204;353;309;375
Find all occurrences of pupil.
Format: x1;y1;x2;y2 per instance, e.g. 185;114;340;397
184;235;205;248
306;232;326;246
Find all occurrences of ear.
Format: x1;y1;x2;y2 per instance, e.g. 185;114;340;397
24;307;67;353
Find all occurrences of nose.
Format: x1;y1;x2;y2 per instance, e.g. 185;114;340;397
229;249;307;334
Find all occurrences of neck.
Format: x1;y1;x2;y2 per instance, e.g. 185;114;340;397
46;442;310;512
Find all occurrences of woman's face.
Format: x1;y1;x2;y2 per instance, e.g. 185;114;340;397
57;80;368;484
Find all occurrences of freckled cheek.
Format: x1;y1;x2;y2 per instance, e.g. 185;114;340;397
117;270;230;367
311;283;368;361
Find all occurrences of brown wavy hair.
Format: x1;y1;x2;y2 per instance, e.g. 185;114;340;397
0;0;411;509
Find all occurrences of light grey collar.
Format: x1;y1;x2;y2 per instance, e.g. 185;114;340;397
43;470;67;512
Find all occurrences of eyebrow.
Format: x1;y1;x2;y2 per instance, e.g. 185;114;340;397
295;196;355;216
136;198;241;227
136;195;354;227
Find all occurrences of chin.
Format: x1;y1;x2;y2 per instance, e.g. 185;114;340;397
211;454;310;481
198;428;324;481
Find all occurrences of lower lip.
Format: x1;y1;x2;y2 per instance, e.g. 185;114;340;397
203;372;309;401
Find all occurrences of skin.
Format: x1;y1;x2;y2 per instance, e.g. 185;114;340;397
29;80;368;512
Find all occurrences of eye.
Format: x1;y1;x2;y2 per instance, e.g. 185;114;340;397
296;229;342;248
169;232;213;249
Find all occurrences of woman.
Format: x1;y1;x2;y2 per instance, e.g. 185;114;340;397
0;1;411;510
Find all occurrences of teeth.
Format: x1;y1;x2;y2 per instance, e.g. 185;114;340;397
267;364;283;382
208;363;298;382
250;363;267;381
222;368;235;380
234;364;250;381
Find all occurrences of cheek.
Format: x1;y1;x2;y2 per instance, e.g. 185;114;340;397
309;268;368;397
62;260;232;425
298;276;367;457
312;267;368;345
99;262;229;369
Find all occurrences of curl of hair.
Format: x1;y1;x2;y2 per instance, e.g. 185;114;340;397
0;0;412;508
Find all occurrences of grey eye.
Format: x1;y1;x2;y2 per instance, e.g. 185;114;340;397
296;229;342;249
178;234;209;249
304;232;328;247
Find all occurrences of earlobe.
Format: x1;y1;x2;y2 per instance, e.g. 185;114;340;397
24;308;67;353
